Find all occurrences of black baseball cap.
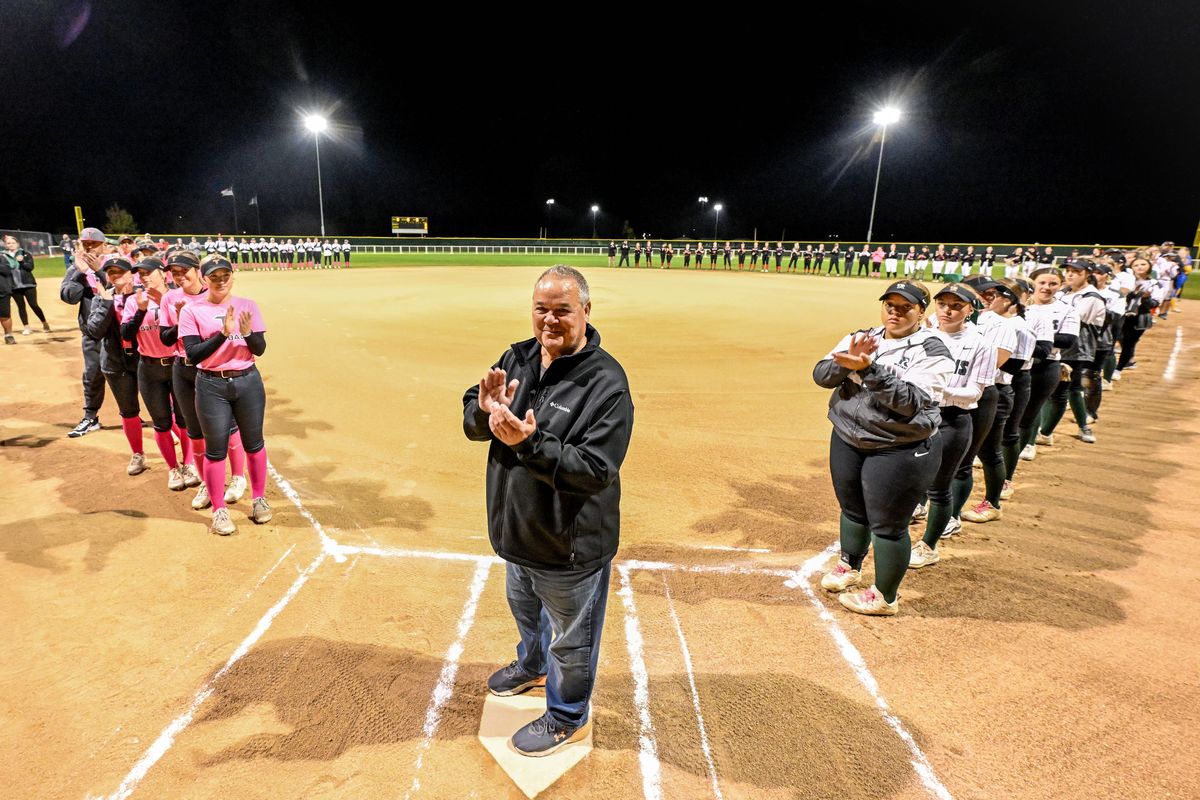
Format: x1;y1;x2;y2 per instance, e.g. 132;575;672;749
1064;259;1095;272
878;280;928;307
200;255;234;276
166;250;201;270
934;283;979;306
1093;262;1114;275
102;256;134;272
135;256;165;272
117;234;135;244
975;279;1021;304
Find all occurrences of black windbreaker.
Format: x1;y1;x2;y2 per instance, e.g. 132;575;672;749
462;324;634;571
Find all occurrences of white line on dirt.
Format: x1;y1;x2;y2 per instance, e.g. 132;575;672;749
616;565;663;800
794;544;955;800
231;544;297;613
404;559;492;799
95;552;327;800
621;559;801;581
697;545;771;553
662;577;723;800
1163;326;1184;380
268;463;346;562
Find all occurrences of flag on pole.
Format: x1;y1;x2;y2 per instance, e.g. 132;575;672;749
248;196;258;206
220;187;234;197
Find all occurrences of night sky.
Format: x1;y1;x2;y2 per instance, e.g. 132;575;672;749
6;1;1198;245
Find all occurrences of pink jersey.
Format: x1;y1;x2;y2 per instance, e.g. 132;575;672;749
158;287;210;358
119;291;176;359
178;295;266;372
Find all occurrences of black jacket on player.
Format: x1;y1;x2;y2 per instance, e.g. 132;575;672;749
462;324;634;572
85;295;140;375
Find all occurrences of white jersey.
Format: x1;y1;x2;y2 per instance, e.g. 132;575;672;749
216;240;228;253
936;327;995;409
1099;286;1123;314
977;311;1029;385
332;241;342;253
1059;288;1107;328
323;242;333;256
825;325;953;405
1024;301;1079;361
1110;270;1135;296
342;241;351;252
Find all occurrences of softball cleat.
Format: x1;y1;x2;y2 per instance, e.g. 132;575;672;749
820;561;862;593
908;541;940;569
838;586;898;616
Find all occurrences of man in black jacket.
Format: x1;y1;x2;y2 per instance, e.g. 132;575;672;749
60;227;111;437
462;265;634;757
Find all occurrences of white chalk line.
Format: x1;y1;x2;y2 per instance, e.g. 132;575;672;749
95;551;327;800
698;545;771;553
404;559;492;799
662;577;724;800
794;543;955;800
268;463;346;563
617;565;663;800
1163;326;1184;380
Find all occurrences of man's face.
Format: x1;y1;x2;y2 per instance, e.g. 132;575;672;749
3;236;18;252
532;278;590;359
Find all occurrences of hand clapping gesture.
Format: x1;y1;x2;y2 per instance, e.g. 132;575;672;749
833;331;879;371
477;367;518;414
134;289;149;311
488;404;537;446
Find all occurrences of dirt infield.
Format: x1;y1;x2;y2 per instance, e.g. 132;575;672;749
2;267;1198;799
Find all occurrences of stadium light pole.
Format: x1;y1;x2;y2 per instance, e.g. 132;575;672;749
713;203;723;239
591;204;599;239
545;198;555;238
866;106;900;246
303;114;329;236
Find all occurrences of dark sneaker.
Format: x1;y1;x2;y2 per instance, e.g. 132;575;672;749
487;660;546;697
68;417;100;438
510;712;589;757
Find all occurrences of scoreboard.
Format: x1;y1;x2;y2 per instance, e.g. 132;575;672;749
391;216;429;235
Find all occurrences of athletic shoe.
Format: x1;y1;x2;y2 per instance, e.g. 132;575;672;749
1000;480;1014;501
962;500;1002;523
191;482;211;510
42;322;51;332
972;456;983;469
224;475;248;504
487;660;547;697
21;326;32;335
1086;414;1096;425
181;463;202;488
249;497;273;524
68;417;100;438
1035;432;1054;446
1020;444;1037;461
908;541;940;569
1078;427;1096;444
1102;380;1114;391
210;507;237;536
838;586;898;616
1111;370;1122;381
911;503;928;522
820;561;862;592
941;517;962;539
1125;362;1138;371
4;334;15;345
167;466;186;491
510;712;589;757
126;453;147;476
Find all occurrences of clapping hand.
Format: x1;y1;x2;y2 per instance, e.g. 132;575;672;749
237;310;252;336
221;305;237;336
477;367;518;414
95;283;113;301
488;404;537;446
134;289;149;311
833;331;879;371
173;300;186;316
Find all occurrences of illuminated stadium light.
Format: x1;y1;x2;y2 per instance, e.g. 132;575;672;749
300;113;331;235
866;107;902;244
303;114;329;134
872;106;901;126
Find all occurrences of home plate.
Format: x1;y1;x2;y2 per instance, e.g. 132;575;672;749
478;693;593;798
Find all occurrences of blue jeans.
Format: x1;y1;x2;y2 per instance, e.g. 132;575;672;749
505;561;611;728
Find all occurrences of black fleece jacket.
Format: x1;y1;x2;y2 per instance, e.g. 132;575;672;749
462;324;634;571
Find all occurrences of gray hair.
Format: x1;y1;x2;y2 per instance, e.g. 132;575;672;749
537;264;590;304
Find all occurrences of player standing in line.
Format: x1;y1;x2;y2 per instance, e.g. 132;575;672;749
1005;247;1024;280
1036;260;1106;445
737;243;747;271
607;241;616;268
856;244;870;277
1038;245;1056;270
342;239;352;267
321;239;333;268
216;236;229;263
814;243;826;275
179;255;272;535
903;246;917;278
773;242;784;273
829;244;843;276
884;243;899;279
120;256;198;491
633;242;642;268
332;238;343;267
814;280;952;614
909;283;995;566
268;237;280;268
980;246;997;279
946;247;962;281
683;243;693;269
961;246;977;278
870;245;885;278
799;243;811;274
1113;255;1159;377
664;243;673;268
931;244;947;282
962;278;1033;522
723;241;732;270
707;242;717;270
1085;262;1122;419
84;257;146;475
787;243;800;273
1016;266;1078;463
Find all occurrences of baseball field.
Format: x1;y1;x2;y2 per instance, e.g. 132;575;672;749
2;263;1198;799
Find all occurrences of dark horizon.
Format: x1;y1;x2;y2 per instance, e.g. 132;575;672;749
6;2;1198;246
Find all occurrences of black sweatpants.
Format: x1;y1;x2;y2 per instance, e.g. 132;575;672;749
102;368;142;418
138;359;178;433
980;384;1014;506
927;408;973;506
12;286;47;325
955;385;999;483
81;334;106;418
1003;371;1031;449
1019;360;1061;448
1116;325;1146;370
195;367;266;461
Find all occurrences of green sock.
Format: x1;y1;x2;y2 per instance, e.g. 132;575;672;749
1004;443;1021;480
922;501;952;549
1103;353;1116;381
1069;390;1090;428
1019;423;1037;451
983;460;1007;507
872;535;910;603
839;513;871;570
951;475;973;518
1040;401;1067;435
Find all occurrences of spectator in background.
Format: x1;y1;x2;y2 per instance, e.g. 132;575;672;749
60;226;112;435
3;234;50;334
61;234;74;268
